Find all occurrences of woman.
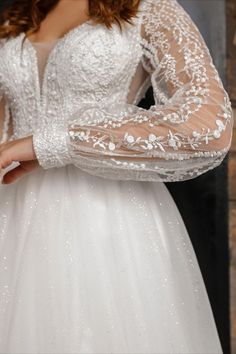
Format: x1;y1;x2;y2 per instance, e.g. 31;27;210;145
0;0;233;352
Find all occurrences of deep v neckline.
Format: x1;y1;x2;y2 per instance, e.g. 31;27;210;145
25;18;93;47
29;40;59;97
21;19;94;107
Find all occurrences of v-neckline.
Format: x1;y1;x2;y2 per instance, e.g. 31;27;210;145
24;18;93;46
21;18;95;108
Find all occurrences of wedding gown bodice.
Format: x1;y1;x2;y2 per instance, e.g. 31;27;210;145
0;16;145;136
0;0;234;182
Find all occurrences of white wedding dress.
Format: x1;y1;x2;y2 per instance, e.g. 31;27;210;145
0;0;233;353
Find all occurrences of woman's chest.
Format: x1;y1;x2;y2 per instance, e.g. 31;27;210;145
0;22;143;109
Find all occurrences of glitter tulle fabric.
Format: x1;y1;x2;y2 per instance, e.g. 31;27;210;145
0;0;231;352
0;166;223;353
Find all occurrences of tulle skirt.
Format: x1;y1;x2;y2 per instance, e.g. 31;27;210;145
0;164;223;353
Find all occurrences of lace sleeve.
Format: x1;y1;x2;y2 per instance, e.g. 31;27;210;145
32;0;234;181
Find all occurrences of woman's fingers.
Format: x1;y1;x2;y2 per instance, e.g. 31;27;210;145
0;136;39;182
0;150;13;170
2;164;26;184
0;136;36;169
2;160;39;184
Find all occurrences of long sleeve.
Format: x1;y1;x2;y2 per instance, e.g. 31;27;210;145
0;37;12;145
32;0;234;182
0;95;12;144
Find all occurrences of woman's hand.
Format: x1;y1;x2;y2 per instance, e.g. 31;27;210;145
0;135;40;184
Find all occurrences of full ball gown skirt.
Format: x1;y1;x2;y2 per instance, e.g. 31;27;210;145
0;164;223;353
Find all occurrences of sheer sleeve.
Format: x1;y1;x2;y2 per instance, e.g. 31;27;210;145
32;0;234;181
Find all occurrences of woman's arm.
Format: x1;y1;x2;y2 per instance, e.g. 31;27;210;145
32;0;234;182
0;0;234;183
0;94;39;184
0;95;12;144
0;98;5;143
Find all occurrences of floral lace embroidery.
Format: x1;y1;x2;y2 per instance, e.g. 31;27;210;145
0;0;234;181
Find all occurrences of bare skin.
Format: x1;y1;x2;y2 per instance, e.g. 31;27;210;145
26;0;90;43
0;0;90;184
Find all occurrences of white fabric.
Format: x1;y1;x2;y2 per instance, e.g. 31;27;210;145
0;166;223;353
0;0;229;352
33;0;233;181
0;0;233;182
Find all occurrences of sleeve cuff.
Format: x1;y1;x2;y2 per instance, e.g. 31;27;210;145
32;127;72;169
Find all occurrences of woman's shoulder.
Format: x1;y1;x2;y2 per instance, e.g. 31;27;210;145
137;0;179;23
0;35;23;78
0;34;22;55
0;38;7;63
139;0;181;14
0;37;7;48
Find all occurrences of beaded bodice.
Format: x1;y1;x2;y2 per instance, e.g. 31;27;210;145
0;16;144;138
0;0;234;182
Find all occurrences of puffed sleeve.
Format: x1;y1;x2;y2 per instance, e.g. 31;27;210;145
32;0;234;181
